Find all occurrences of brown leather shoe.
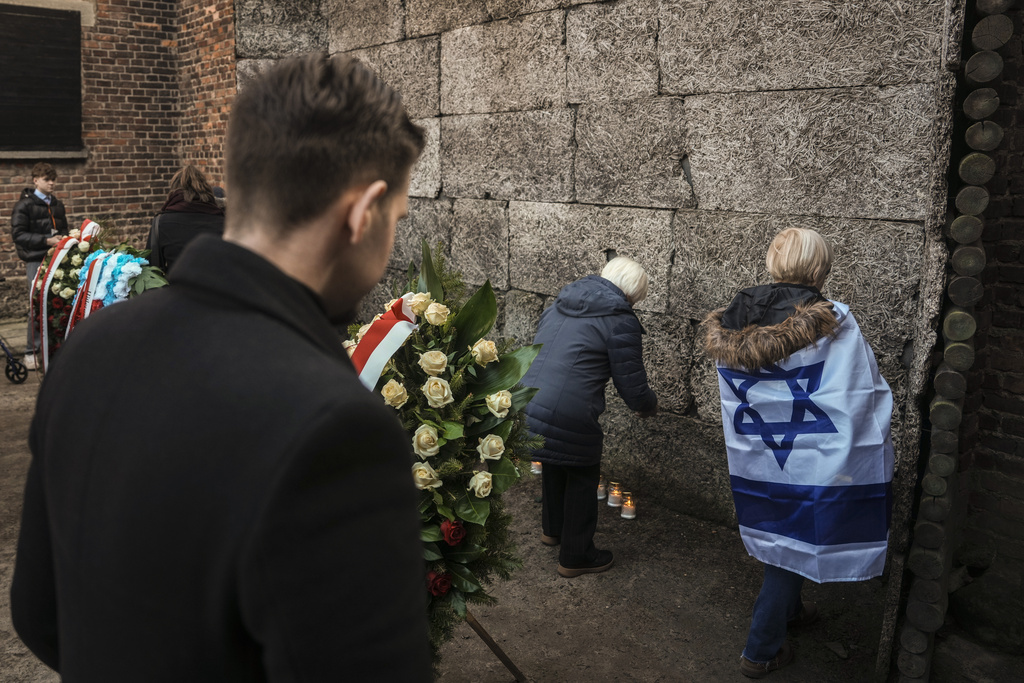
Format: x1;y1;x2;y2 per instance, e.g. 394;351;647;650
788;601;819;628
740;641;793;679
541;534;560;547
557;550;614;577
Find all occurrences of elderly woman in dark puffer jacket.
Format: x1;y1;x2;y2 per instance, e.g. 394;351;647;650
522;257;658;578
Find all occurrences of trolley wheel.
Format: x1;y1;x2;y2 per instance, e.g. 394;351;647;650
5;360;28;384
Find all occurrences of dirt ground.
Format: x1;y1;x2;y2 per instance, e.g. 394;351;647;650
0;318;1021;682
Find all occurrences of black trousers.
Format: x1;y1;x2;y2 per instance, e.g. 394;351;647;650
541;462;601;567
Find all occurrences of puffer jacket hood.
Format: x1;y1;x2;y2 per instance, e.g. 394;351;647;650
554;275;634;319
703;283;841;371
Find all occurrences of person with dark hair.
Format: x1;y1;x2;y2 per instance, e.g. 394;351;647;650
9;162;68;369
12;54;429;681
145;164;226;273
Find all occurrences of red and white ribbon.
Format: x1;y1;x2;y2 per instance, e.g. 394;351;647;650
350;293;418;390
65;251;114;339
35;236;80;372
79;219;100;241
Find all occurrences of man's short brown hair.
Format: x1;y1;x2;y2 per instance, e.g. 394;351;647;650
226;53;425;232
31;162;56;182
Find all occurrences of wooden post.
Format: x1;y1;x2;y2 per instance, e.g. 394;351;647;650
972;14;1014;51
965;50;1004;86
955;185;989;215
963;88;999;120
943;307;977;341
951;241;987;277
948;275;984;307
921;473;948;498
959;152;997;185
947;215;983;244
931;427;959;454
933;363;966;399
976;0;1014;15
908;547;945;580
965;121;1004;151
930;396;964;431
465;610;528;682
913;520;946;549
943;335;975;372
900;623;931;655
929;452;957;478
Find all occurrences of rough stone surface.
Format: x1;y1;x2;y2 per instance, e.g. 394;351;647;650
326;0;403;52
576;97;694;209
685;85;938;221
601;408;735;525
440;11;565;115
451;199;509;290
390;198;453;272
346;37;440;119
659;0;945;94
406;0;489;38
508;201;673;313
566;0;659;103
500;289;548;346
236;0;326;58
949;558;1024;654
409;117;440;198
235;58;276;91
485;0;562;19
440;110;574;202
635;311;694;416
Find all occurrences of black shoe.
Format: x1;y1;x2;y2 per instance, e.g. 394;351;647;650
788;601;819;628
740;642;793;679
557;550;614;577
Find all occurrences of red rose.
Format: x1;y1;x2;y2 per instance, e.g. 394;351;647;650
427;570;452;597
51;297;64;309
440;519;466;546
90;300;103;312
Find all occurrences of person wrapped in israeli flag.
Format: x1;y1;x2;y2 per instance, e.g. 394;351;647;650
703;227;894;679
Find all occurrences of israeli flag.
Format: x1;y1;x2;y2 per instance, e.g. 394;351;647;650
717;302;894;583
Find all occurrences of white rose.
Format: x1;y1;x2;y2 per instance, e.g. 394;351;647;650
71;254;83;266
51;283;62;295
413;424;440;459
422;377;454;408
412;461;443;490
485;390;512;418
476;434;505;462
385;298;401;311
424;302;449;326
78;241;90;252
342;339;357;357
69;229;81;239
418;350;448;377
409;292;432;316
59;287;75;300
35;279;43;291
467;471;493;498
355;323;371;342
54;269;64;279
471;339;499;366
381;379;408;409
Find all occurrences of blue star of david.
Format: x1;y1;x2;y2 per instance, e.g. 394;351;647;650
718;361;837;470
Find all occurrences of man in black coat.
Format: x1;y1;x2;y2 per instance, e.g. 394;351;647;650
11;54;431;681
10;161;68;368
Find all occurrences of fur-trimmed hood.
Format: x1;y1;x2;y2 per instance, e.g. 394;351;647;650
703;284;841;371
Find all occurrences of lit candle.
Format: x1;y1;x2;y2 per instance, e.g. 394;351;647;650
597;476;608;500
607;481;622;507
531;461;543;475
620;492;636;519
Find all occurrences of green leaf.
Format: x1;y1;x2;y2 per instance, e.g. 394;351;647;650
417;240;443;301
448;562;482;593
436;503;454;521
418;495;433;515
468;345;542;397
444;542;485;564
447;588;467;617
421;525;444;542
423;542;443;561
488;457;520;496
454;491;491;526
450;281;497;352
441;421;464;440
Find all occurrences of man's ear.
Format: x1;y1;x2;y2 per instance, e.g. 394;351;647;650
346;180;389;245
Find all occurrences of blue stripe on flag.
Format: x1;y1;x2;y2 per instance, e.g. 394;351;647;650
731;475;891;546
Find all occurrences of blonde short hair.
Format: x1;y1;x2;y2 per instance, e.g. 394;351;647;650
601;257;649;305
765;228;833;289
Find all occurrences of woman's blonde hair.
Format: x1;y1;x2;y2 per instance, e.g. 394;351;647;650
601;256;649;305
765;228;833;289
169;165;216;204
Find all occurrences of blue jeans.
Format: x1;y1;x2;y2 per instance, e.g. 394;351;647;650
742;563;805;663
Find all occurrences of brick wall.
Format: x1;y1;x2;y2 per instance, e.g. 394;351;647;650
0;0;236;320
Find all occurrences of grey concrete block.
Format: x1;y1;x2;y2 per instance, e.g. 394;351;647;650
685;85;938;221
451;199;509;290
347;37;439;119
508;201;673;313
235;59;276;92
576;97;694;209
659;0;945;94
671;210;925;358
566;0;659;103
441;11;566;114
484;0;562;19
357;274;403;324
441;110;575;202
326;0;403;52
391;198;453;272
601;408;735;525
500;289;548;346
236;0;326;58
635;311;694;416
407;0;489;37
409;118;441;198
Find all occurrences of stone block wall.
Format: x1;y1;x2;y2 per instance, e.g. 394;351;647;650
234;0;962;526
0;0;234;319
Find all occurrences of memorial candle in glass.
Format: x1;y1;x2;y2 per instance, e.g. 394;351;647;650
621;492;636;519
597;476;608;500
607;481;623;507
